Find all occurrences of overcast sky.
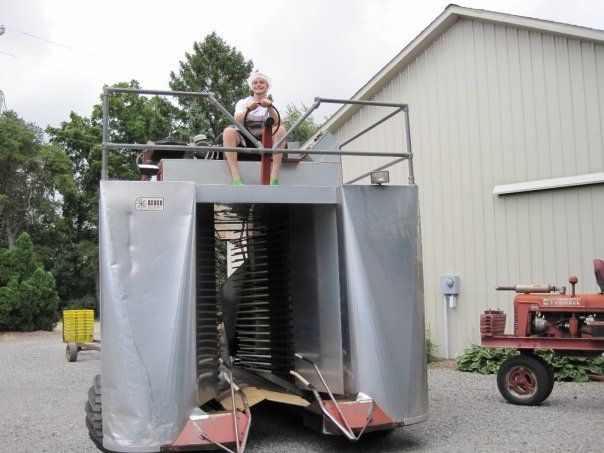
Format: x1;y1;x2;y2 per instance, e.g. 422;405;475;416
2;0;604;133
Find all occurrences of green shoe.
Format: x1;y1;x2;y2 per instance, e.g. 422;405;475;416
231;179;244;186
269;178;279;186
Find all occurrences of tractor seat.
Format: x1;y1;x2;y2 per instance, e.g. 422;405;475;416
594;259;604;293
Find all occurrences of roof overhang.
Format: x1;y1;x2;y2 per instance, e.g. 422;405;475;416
319;4;604;134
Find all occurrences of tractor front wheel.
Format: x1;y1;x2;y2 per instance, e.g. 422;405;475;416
532;353;555;400
496;355;550;405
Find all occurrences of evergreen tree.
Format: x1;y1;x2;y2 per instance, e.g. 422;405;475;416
0;233;60;331
169;32;254;140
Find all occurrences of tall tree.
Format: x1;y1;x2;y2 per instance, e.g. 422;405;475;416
169;32;254;140
0;111;74;249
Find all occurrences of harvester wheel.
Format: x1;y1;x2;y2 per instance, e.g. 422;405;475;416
66;342;79;362
86;374;110;452
497;355;550;405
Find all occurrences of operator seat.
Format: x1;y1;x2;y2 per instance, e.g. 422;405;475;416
594;259;604;293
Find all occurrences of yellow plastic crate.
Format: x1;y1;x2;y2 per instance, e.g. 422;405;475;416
63;309;94;343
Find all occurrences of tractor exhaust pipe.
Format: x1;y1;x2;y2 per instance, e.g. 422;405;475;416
496;284;566;294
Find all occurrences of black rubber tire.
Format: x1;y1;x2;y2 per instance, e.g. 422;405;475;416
86;374;109;452
497;355;550;405
66;343;79;362
532;354;555;400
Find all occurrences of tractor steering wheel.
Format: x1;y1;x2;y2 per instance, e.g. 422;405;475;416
243;103;281;138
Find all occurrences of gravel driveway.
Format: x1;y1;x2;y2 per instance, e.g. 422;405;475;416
1;330;602;453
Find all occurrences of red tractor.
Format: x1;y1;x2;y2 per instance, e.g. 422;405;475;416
480;259;604;405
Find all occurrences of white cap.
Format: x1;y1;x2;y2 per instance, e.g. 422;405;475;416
247;71;271;90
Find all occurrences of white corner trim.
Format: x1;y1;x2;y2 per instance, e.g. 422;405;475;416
493;172;604;195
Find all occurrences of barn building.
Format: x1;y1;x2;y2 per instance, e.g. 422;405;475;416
320;5;604;357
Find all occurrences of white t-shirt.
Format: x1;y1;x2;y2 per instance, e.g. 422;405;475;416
234;97;280;136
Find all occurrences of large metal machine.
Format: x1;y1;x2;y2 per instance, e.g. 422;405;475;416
481;260;604;405
87;88;428;452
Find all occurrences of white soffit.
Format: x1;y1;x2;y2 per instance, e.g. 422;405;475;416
493;173;604;196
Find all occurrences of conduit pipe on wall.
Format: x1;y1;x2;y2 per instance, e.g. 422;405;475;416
440;277;459;359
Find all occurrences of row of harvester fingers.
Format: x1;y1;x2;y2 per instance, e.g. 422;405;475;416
224;205;295;380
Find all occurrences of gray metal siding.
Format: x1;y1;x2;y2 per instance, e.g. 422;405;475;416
334;18;604;356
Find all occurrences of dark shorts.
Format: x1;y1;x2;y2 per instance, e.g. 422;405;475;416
234;129;263;161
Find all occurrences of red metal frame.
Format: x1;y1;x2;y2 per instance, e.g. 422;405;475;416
481;292;604;352
260;124;273;185
481;336;604;350
161;412;248;452
322;399;397;431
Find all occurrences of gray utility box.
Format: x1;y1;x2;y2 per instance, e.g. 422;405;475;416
99;158;427;452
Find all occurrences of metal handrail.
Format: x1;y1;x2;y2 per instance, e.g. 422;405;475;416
101;88;415;184
104;142;408;158
290;353;376;441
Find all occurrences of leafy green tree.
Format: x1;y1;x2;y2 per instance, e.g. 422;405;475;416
0;110;74;249
0;233;60;331
282;103;321;145
169;31;254;140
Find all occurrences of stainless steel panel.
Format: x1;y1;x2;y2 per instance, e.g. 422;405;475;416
337;185;428;424
304;131;342;163
99;181;198;452
162;159;342;186
194;185;337;205
290;206;344;394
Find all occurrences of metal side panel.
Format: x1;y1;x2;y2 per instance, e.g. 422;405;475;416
337;185;428;424
161;160;342;186
290;205;344;394
194;184;337;205
99;181;198;452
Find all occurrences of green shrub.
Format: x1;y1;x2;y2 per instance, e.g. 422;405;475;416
535;350;604;382
0;233;60;331
456;345;518;374
425;325;438;364
456;344;604;382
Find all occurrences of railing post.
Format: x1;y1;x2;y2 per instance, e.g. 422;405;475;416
102;86;109;181
403;106;415;186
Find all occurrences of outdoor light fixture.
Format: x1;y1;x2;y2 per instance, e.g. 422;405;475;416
370;171;390;185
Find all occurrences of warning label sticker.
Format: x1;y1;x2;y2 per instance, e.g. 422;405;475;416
135;197;164;211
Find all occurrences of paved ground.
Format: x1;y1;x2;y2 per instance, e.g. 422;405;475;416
1;330;603;452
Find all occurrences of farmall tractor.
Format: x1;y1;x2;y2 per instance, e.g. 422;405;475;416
86;87;428;452
480;259;604;405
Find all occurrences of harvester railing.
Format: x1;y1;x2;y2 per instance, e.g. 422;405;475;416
101;87;415;184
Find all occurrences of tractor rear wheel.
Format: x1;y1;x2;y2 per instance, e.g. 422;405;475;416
86;374;110;452
497;355;550;405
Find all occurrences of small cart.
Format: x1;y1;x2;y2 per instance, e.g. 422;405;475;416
63;309;101;362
